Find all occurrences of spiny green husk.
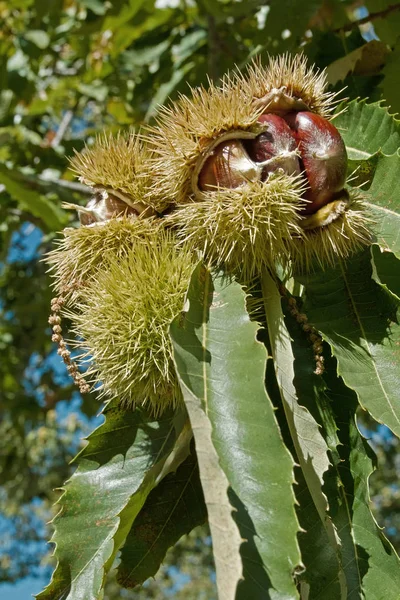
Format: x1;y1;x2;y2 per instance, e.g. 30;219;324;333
167;173;308;281
63;228;197;415
291;193;373;273
46;217;166;302
69;132;163;212
147;53;339;208
50;54;373;413
241;53;340;118
147;83;264;207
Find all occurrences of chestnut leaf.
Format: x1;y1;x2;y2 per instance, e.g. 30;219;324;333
298;248;400;439
117;448;206;589
372;244;400;301
334;98;400;160
261;272;348;592
282;303;400;598
322;355;400;600
35;404;186;600
363;151;400;259
170;265;301;600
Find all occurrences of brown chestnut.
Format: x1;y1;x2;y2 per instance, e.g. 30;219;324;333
79;190;139;225
198;139;262;192
285;111;347;214
246;114;301;179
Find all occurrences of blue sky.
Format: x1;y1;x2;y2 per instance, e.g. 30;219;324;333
0;576;48;600
1;224;101;599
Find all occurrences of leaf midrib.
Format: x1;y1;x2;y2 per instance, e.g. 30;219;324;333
202;272;211;416
366;202;400;217
338;262;400;428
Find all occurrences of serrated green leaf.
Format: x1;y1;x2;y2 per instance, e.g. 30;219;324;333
371;244;400;300
261;272;347;597
117;447;206;588
346;150;400;258
295;468;342;600
170;266;243;600
261;272;331;497
36;404;184;600
171;265;301;600
334;99;400;160
322;355;400;600
298;249;400;438
363;152;400;258
280;292;400;598
380;42;400;116
278;299;366;599
349;423;400;599
327;41;389;87
0;165;67;232
259;317;344;599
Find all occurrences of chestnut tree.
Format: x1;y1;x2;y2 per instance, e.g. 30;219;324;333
39;53;400;600
0;2;400;600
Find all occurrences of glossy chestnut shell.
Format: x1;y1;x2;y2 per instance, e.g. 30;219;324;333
196;110;348;221
245;114;301;180
198;139;261;192
79;191;139;225
285;111;347;214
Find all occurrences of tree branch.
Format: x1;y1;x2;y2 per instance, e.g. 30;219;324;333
50;109;74;148
334;3;400;33
41;178;92;194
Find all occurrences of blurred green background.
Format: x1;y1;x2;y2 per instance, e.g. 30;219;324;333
1;0;400;597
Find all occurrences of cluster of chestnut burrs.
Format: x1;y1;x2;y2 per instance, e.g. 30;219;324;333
47;54;371;413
